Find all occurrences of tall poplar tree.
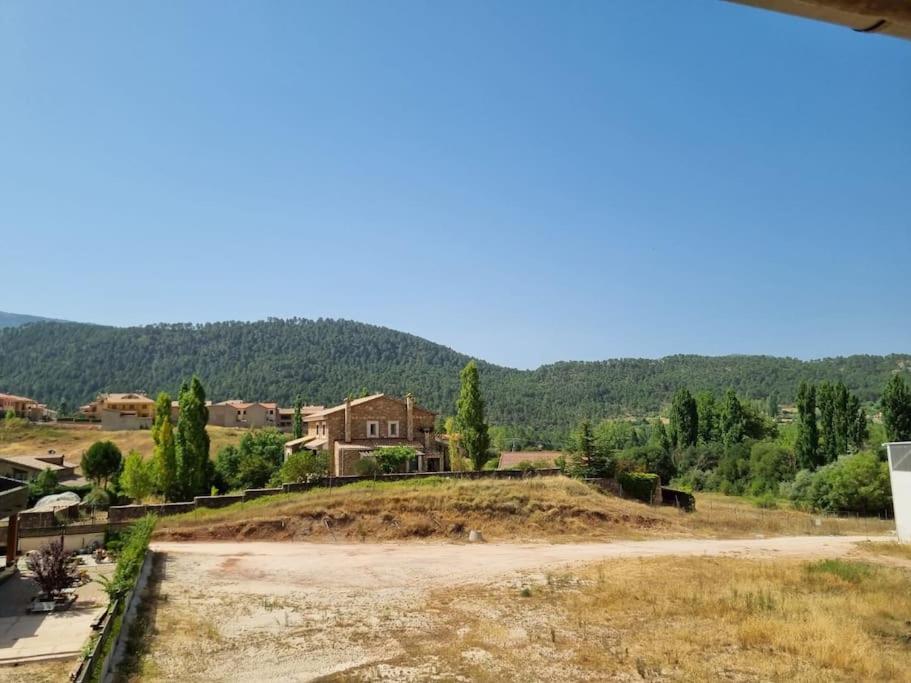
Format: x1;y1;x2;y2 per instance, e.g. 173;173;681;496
718;388;745;447
456;360;490;471
796;381;819;469
833;381;850;456
695;391;717;444
151;392;178;501
817;382;837;463
882;374;911;442
669;388;698;448
176;376;210;499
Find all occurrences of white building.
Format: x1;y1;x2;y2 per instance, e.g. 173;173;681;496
885;442;911;543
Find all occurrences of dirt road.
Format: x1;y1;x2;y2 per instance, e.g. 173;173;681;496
142;535;889;681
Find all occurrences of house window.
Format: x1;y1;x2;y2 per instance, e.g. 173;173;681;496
367;421;379;437
388;421;399;437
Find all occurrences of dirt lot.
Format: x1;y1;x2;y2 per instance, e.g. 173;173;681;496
136;535;888;681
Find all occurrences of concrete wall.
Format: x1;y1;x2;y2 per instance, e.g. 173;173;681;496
887;442;911;543
19;531;105;553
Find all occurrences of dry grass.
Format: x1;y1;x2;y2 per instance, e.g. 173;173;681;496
342;555;911;681
0;659;75;683
0;420;243;460
857;540;911;562
154;477;894;543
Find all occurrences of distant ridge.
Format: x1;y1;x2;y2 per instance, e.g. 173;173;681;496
0;310;70;329
0;317;908;441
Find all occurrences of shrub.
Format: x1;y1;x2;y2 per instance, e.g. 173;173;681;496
618;471;659;503
272;451;329;485
84;486;112;510
373;446;416;473
26;538;79;597
786;452;891;515
616;445;674;484
101;515;156;599
354;457;382;478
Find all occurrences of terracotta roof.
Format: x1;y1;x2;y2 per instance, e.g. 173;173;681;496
497;451;561;470
0;392;37;403
105;393;154;404
305;394;436;419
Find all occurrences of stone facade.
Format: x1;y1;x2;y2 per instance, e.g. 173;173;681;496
303;394;441;475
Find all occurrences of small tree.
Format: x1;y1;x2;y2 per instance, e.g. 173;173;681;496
26;538;79;598
120;451;155;503
274;451;329;484
29;468;59;500
373;446;416;473
82;440;123;489
882;374;911;442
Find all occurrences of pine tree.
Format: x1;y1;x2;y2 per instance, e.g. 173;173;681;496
456;361;490;471
882;374;911;442
718;388;745;447
151;392;178;501
796;381;819;469
176;376;210;499
573;419;598;476
669;388;698;448
817;382;837;463
292;395;303;440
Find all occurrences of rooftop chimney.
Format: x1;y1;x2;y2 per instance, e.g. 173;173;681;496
344;396;352;443
406;393;414;442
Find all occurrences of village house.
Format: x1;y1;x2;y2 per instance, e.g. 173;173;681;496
284;393;442;476
80;392;156;430
0;451;88;487
0;392;55;422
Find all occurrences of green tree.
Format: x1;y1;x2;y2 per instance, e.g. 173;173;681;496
175;376;210;499
767;392;779;419
748;441;795;495
292;395;304;440
648;420;671;452
455;361;490;470
695;391;717;444
151;392;178;501
833;382;850;456
120;451;155;503
795;381;820;470
817;382;837;463
571;419;608;477
847;394;868;451
718;389;745;447
882;374;911;442
669;388;698;448
29;468;59;500
273;451;329;485
81;441;123;488
372;446;416;473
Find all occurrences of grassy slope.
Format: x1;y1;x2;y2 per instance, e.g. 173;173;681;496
358;552;911;682
0;420;243;461
153;477;894;543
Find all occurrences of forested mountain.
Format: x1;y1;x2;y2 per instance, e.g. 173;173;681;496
1;318;908;440
0;310;68;329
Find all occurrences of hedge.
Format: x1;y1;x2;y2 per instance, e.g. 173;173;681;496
618;472;659;504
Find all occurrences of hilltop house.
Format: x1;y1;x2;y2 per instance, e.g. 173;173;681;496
0;392;55;422
169;399;324;431
284;393;441;476
80;393;156;430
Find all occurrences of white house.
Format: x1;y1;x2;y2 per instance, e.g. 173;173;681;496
885;442;911;543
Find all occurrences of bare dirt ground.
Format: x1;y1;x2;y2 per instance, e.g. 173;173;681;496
138;535;887;682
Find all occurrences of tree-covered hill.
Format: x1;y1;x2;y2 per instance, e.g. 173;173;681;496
0;310;68;329
1;318;908;437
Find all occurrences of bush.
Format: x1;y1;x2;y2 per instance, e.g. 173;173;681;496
373;446;416;473
84;486;112;510
354;457;382;478
786;452;891;515
102;515;156;599
616;445;675;483
618;471;659;503
271;451;329;485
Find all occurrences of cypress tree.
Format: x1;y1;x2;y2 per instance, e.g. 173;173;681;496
833;382;850;456
796;381;819;470
152;392;178;501
649;420;671;453
767;392;779;420
292;395;303;440
456;361;490;471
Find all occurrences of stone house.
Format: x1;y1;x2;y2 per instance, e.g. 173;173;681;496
286;394;441;476
80;393;156;430
0;392;54;421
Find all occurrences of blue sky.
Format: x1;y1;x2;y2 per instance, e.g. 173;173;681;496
1;1;909;369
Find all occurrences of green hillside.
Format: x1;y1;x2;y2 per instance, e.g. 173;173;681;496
0;318;908;441
0;310;67;329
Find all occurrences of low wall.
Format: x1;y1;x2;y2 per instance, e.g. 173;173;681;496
108;502;195;523
18;504;80;529
195;494;244;509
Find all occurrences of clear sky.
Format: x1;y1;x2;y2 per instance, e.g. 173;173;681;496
1;1;909;369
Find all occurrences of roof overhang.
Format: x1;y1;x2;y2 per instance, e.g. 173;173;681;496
727;0;911;39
